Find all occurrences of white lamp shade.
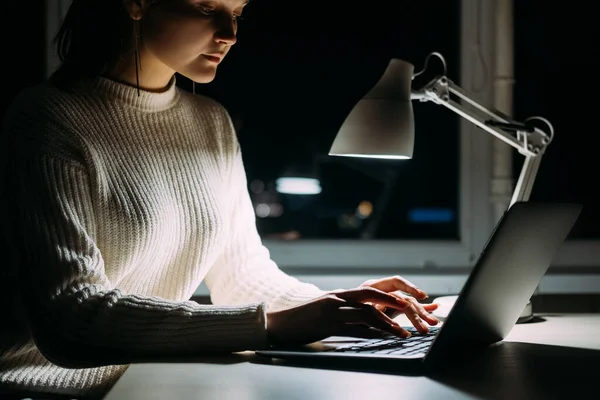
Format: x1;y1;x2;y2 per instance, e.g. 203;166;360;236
329;59;415;159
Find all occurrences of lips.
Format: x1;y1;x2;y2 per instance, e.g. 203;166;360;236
202;54;221;63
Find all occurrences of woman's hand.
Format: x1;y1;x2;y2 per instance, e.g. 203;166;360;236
359;275;439;334
266;286;415;347
265;276;440;347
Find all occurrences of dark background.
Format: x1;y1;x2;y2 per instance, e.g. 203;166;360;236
512;1;599;239
2;0;598;240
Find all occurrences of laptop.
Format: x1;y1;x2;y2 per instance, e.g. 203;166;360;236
256;201;582;371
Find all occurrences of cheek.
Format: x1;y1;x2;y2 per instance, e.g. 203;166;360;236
144;18;213;61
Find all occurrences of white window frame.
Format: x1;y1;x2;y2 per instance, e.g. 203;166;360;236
261;0;600;273
46;0;600;296
261;0;497;271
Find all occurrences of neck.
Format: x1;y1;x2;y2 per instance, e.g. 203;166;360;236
107;51;175;92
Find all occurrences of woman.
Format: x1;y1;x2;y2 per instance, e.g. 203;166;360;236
0;0;438;398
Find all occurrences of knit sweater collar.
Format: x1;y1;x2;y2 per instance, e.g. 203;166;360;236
85;75;180;112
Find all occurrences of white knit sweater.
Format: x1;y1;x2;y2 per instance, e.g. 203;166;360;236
0;76;325;398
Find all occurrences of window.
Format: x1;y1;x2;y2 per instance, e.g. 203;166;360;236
237;71;460;242
513;2;600;266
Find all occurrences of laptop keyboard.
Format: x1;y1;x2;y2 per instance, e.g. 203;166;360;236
329;326;440;356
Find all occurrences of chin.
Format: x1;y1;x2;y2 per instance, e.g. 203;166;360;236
192;74;217;84
186;68;218;84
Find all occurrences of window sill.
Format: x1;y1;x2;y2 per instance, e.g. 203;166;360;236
194;269;600;297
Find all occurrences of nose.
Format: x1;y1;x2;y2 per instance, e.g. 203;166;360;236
214;16;237;46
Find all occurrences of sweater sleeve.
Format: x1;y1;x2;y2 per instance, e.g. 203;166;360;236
204;137;327;312
6;137;270;369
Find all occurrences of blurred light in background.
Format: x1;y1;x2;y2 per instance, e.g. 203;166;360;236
408;208;454;223
275;177;322;195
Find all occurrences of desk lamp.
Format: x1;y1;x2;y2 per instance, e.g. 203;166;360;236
329;52;555;322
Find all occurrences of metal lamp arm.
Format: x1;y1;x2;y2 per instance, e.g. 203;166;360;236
411;75;554;206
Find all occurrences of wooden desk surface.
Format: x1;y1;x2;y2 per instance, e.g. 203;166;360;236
104;314;600;400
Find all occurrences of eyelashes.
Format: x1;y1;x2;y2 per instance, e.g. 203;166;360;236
197;6;244;21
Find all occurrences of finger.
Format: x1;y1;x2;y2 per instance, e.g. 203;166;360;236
423;303;439;314
386;304;439;324
408;298;439;326
363;276;428;300
384;307;402;320
335;287;410;310
365;302;388;315
375;304;387;312
363;301;386;312
403;301;430;334
339;304;411;338
359;305;413;338
384;291;440;326
402;298;440;332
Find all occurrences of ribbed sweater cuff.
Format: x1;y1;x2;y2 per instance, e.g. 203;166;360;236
189;302;269;352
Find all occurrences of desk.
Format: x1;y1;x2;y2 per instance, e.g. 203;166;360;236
104;314;600;400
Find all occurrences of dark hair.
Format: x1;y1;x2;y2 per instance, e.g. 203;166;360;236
50;0;155;87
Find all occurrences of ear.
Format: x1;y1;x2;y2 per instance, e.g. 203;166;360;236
123;0;147;20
